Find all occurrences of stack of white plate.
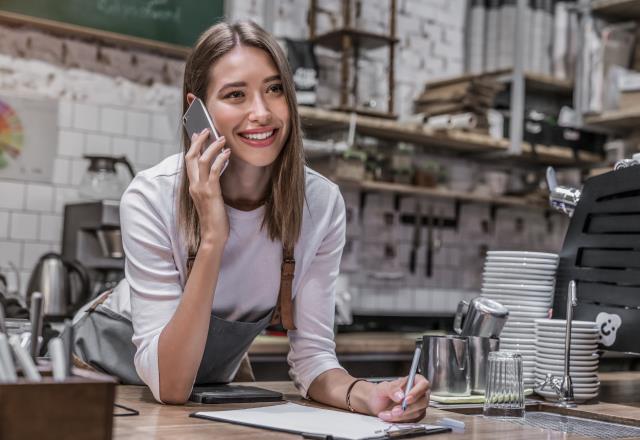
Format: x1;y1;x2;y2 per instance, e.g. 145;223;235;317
534;319;600;403
480;251;559;388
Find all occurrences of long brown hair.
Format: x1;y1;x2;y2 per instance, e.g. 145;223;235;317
178;21;305;258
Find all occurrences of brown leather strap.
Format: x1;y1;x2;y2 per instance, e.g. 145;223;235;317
270;246;296;330
187;245;296;331
87;289;114;313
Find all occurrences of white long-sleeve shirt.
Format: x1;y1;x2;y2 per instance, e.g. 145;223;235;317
116;153;346;402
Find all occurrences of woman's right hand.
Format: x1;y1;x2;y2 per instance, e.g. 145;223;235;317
184;129;231;246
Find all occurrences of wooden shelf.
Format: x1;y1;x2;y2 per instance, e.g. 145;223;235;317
584;108;640;130
299;106;603;166
592;0;640;21
424;69;573;95
336;179;547;210
311;28;398;51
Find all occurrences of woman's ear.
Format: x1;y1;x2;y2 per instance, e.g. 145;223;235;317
186;93;196;106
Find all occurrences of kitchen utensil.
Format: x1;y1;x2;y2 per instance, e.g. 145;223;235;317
453;297;509;338
409;202;421;274
0;302;6;334
29;292;43;359
546;166;581;217
421;335;471;397
62;319;73;377
0;333;16;382
26;253;91;319
483;351;525;417
468;336;500;394
426;205;434;277
9;335;41;381
48;337;67;381
78;155;135;201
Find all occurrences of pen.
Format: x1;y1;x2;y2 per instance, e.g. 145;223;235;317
401;346;422;411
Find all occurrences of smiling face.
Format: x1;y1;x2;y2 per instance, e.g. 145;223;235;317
192;45;290;168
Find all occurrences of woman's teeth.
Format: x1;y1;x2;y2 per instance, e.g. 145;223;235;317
241;130;274;140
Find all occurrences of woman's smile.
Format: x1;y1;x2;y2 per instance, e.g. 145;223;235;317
236;126;280;148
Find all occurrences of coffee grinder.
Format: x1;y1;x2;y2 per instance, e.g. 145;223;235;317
61;200;125;298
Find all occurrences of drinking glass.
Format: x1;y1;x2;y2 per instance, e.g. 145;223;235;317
483;351;525;418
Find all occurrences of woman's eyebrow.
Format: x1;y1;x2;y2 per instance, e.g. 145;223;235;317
218;75;280;92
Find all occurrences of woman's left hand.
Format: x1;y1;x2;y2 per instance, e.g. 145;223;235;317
366;375;430;422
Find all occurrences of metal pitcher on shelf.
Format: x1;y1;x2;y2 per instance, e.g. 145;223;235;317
421;335;471;397
453;297;509;338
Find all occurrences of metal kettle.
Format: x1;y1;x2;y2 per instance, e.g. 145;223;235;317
26;253;91;318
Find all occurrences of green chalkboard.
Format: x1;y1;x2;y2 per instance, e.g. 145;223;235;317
0;0;225;49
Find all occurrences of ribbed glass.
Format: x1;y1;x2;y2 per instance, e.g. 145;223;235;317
483;351;525;418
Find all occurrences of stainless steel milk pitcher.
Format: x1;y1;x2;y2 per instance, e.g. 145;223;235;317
453;297;509;338
422;335;471;397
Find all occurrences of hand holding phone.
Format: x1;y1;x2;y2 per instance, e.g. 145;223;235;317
183;97;229;174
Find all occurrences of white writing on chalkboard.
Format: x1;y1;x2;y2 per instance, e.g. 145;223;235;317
96;0;181;23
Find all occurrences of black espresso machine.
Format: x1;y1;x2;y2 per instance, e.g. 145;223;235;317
552;165;640;354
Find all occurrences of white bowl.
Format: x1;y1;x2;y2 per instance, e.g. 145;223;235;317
482;288;553;298
483;270;556;281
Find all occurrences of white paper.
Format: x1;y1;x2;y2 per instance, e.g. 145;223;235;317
194;402;442;440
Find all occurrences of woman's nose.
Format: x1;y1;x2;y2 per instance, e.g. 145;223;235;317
248;95;272;124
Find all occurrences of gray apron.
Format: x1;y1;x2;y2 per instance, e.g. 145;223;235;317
72;291;274;386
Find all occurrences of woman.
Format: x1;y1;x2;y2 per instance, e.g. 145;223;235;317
115;20;429;421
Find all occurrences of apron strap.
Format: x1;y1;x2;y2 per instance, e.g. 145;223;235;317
186;245;296;331
270;246;296;330
87;288;114;313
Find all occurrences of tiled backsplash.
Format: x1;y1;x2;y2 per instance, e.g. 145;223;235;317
0;55;181;295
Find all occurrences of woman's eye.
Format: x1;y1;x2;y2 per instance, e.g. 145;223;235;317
267;83;284;94
224;90;244;99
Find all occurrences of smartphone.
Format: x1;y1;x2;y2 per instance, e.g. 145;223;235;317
182;97;228;173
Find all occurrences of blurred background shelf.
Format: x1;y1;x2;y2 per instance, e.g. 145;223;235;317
591;0;640;21
584;108;640;130
299;106;603;166
335;179;547;210
425;69;573;95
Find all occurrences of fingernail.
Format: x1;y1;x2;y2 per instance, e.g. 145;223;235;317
392;407;403;416
379;411;392;420
200;128;208;134
394;391;404;401
191;133;197;141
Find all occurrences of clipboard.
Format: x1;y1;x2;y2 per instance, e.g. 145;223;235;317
190;402;451;440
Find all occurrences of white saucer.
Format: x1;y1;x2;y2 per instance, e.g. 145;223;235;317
483;270;556;281
487;251;559;259
483;282;555;291
535;340;598;350
536;346;597;357
510;311;550;319
536;389;598;402
482;292;551;302
534;319;597;330
482;288;553;298
535;330;598;340
535;364;598;374
484;262;558;270
505;304;550;312
486;256;559;264
536;353;599;365
483;276;555;286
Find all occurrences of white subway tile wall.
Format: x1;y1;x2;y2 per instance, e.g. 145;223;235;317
0;86;176;296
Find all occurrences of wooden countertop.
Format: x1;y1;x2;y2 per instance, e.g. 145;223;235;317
249;332;424;355
113;372;640;439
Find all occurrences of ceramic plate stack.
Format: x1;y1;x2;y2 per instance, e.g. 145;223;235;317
480;251;559;388
534;319;600;403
